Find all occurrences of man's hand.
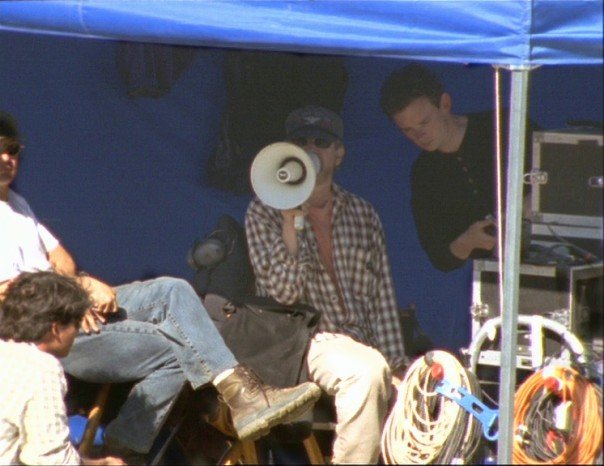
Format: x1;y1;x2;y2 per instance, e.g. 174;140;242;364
282;207;306;230
281;207;306;255
80;308;107;334
449;218;497;260
391;369;405;388
387;365;407;412
466;218;498;249
82;275;117;313
391;361;408;388
78;275;118;334
0;279;13;301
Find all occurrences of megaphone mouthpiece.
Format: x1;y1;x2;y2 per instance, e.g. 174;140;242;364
277;157;306;184
250;142;319;210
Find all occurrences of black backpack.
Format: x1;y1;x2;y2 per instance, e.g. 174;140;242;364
188;214;255;299
187;214;320;387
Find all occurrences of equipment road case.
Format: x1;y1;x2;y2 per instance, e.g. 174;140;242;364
470;258;603;341
526;129;603;260
527;128;603;230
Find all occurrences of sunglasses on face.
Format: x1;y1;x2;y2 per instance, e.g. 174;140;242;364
290;136;335;149
0;140;23;157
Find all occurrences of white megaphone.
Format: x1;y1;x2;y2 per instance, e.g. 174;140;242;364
250;142;321;230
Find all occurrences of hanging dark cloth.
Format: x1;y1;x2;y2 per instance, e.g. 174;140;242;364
116;42;198;98
206;50;349;194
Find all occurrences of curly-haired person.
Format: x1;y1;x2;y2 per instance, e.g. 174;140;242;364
0;271;125;465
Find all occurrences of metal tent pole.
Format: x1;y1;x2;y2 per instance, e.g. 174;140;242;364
496;66;531;465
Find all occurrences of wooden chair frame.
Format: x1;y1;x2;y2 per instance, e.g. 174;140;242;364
76;383;112;457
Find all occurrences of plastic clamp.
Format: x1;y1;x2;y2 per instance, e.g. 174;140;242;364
435;379;499;441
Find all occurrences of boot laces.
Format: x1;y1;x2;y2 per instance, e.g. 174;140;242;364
239;365;271;406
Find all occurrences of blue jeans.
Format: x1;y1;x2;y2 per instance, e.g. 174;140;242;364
61;277;238;453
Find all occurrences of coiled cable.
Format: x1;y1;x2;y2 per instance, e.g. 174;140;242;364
513;365;603;464
381;350;484;464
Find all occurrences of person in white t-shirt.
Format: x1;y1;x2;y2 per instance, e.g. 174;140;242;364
0;114;75;294
0;189;59;280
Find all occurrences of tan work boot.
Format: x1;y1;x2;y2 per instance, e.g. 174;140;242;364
215;365;321;441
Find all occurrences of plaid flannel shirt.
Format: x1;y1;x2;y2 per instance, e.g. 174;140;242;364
245;184;406;369
0;340;81;465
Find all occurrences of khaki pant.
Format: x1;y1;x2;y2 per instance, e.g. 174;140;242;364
307;332;392;464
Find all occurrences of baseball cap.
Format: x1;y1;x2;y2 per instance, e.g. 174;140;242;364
285;106;343;140
0;111;20;140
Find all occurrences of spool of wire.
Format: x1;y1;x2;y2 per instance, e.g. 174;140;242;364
381;350;484;464
513;364;603;464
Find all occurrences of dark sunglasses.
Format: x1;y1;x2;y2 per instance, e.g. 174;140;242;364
290;136;335;149
0;140;23;157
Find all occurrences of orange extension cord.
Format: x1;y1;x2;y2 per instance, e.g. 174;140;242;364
513;365;602;464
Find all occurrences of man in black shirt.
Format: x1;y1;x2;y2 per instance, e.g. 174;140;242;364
380;64;535;271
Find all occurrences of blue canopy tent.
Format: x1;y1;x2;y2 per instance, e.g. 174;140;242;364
1;1;602;462
0;1;602;64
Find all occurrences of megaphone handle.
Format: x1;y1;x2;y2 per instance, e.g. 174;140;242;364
294;213;305;231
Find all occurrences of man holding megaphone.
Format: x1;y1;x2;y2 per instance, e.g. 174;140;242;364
246;106;407;464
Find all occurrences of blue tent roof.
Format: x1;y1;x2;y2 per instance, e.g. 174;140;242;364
0;0;602;65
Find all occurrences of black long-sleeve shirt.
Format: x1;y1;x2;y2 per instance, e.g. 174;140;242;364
410;110;537;271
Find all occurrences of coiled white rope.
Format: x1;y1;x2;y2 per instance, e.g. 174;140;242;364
381;350;483;464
